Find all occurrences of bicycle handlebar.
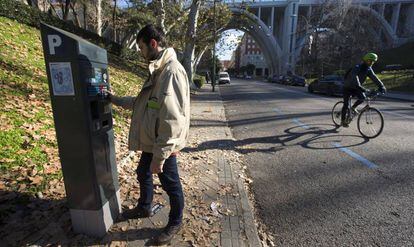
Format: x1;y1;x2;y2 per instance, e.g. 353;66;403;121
365;90;385;100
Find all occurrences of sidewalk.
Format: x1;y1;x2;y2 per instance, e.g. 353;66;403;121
109;84;261;246
382;91;414;102
0;84;262;246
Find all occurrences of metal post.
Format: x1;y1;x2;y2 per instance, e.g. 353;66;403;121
212;0;216;92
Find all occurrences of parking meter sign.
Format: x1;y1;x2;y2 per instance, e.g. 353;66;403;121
49;62;74;96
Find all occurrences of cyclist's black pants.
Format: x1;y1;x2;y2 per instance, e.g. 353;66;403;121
341;87;366;122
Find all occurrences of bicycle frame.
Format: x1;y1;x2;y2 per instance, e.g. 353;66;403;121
346;91;380;123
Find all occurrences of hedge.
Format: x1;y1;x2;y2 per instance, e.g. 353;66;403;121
193;74;206;88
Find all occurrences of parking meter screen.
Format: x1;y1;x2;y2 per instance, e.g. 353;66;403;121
87;68;109;97
91;68;107;84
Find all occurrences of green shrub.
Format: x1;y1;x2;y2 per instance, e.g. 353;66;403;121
193;74;206;88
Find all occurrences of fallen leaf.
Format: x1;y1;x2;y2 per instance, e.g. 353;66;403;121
19;183;27;191
29;176;43;185
0;181;6;190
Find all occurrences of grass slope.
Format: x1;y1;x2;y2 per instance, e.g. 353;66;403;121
0;16;144;196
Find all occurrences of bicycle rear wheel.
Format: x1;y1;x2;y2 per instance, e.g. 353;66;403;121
357;107;384;138
331;101;343;127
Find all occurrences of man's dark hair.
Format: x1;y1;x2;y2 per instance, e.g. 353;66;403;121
137;24;167;47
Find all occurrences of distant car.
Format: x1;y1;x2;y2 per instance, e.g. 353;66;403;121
289;75;306;87
218;72;231;84
245;75;252;79
308;75;344;96
269;74;282;83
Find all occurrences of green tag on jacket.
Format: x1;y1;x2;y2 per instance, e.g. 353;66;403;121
147;100;161;110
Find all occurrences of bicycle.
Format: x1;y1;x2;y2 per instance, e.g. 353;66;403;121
331;90;384;139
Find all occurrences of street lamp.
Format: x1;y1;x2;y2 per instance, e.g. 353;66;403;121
212;0;217;92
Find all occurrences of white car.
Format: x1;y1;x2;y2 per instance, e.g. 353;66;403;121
218;72;231;84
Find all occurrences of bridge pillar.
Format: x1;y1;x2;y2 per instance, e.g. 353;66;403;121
391;3;401;34
282;0;299;74
378;3;385;17
271;7;275;33
258;7;261;21
307;5;312;21
406;4;414;36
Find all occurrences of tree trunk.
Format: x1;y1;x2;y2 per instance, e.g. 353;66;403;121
47;0;59;16
113;0;117;42
70;2;81;27
63;0;71;20
194;46;208;72
96;0;102;36
182;0;201;85
157;0;166;34
83;3;87;29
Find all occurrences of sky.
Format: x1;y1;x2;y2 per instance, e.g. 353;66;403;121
216;29;245;61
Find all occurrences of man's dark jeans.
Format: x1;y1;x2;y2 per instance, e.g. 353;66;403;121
136;152;184;226
341;87;366;122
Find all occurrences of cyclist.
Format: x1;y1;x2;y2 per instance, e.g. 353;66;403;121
341;52;386;127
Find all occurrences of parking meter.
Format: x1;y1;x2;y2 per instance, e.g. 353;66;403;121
40;23;121;237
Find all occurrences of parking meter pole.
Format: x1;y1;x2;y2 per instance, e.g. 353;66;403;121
40;23;121;237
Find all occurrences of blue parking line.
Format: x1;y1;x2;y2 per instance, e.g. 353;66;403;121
273;108;284;114
332;142;378;169
292;118;310;129
274;108;311;130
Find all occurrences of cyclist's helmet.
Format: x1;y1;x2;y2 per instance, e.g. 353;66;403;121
362;53;378;62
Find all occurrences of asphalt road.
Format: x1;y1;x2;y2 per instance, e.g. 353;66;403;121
218;79;414;246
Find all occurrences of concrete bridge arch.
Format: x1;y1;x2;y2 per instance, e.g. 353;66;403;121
222;7;283;75
224;0;414;75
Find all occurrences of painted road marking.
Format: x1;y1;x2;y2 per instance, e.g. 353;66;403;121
284;108;379;169
273;108;284;114
332;142;378;169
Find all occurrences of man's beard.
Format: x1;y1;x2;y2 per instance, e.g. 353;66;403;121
147;46;159;61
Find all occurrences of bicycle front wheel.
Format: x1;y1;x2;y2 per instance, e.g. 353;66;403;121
357;107;384;138
331;101;344;127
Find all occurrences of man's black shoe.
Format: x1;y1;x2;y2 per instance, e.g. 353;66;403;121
122;205;153;219
153;223;182;246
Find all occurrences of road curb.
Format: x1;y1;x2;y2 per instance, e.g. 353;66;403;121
215;86;262;247
381;95;414;102
237;178;262;246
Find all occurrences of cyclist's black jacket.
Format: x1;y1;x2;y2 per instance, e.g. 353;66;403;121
344;63;384;92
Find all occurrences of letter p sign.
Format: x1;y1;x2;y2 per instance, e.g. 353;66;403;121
48;35;62;55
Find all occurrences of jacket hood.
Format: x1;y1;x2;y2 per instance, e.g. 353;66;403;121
149;48;177;75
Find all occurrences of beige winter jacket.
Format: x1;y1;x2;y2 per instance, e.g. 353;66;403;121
111;48;190;165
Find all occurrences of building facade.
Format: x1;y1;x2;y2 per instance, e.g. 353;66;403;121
230;33;269;77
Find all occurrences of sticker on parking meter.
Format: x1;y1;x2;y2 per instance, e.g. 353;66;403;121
49;62;74;96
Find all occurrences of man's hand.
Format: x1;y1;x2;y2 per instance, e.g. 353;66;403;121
103;87;114;101
150;161;164;174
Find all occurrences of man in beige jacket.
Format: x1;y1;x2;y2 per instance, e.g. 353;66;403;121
109;24;190;245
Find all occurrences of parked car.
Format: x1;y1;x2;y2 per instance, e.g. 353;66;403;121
270;74;305;86
269;74;282;83
308;75;344;96
245;75;252;79
218;72;231;84
288;75;306;87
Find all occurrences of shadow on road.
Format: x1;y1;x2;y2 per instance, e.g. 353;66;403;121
184;123;369;154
